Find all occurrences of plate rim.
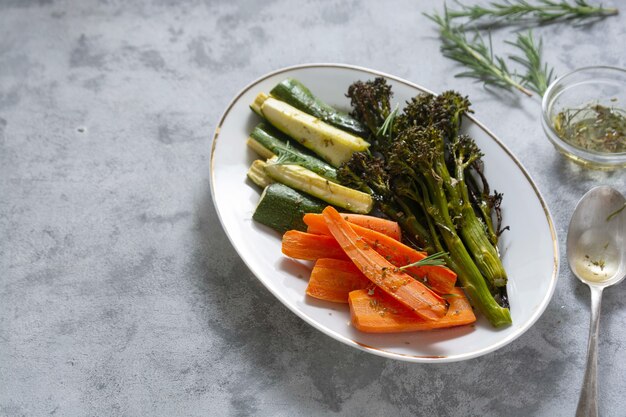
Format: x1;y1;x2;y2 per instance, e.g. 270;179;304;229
209;63;560;363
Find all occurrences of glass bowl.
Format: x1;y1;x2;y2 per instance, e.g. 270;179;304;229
541;66;626;169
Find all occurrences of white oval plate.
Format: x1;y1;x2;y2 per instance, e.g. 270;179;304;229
210;64;559;363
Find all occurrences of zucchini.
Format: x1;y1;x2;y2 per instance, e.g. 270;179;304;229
253;94;370;168
270;78;369;137
247;123;338;182
247;160;273;188
250;92;268;117
246;136;275;160
263;157;373;214
253;183;325;234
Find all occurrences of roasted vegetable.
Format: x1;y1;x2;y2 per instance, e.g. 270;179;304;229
264;157;373;214
270;78;369;137
340;77;511;327
247;160;273;188
349;286;476;333
322;206;448;321
282;230;348;261
347;77;393;142
303;212;401;241
252;183;325;234
252;93;370;167
303;213;457;295
306;258;370;303
247;122;338;182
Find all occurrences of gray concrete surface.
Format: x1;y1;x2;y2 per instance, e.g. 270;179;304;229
1;0;625;416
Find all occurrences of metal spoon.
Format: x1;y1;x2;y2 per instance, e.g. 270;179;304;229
567;186;626;417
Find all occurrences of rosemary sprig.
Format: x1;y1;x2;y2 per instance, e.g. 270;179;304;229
506;31;556;95
425;10;534;96
269;142;308;166
447;0;619;26
376;103;400;139
398;251;449;270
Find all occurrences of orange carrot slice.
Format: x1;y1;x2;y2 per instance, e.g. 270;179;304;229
304;213;401;241
322;206;447;321
281;230;349;261
304;212;457;295
349;287;476;333
306;258;371;303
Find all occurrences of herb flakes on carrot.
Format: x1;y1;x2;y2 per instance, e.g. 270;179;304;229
321;206;448;321
349;287;476;333
304;212;457;295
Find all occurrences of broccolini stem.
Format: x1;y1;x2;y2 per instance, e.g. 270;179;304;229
414;180;448;256
466;171;499;246
391;198;434;253
479;200;499;246
457;207;508;287
441;226;512;327
422;174;511;327
452;159;508;288
436;150;508;288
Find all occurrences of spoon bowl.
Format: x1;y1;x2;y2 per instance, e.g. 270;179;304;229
568;186;626;287
567;186;626;417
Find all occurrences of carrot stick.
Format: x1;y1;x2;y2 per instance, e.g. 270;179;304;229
304;212;457;295
281;230;349;261
349;287;476;333
304;213;401;241
322;206;447;321
306;258;371;303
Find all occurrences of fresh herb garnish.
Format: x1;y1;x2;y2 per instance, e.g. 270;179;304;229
425;9;534;96
376;103;400;141
269;142;310;166
446;0;618;27
398;251;449;270
506;31;555;95
426;1;618;98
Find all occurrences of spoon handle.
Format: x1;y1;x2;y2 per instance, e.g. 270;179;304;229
576;285;604;417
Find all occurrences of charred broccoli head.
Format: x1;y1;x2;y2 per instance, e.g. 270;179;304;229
346;77;393;139
432;91;472;139
338;151;391;200
450;134;483;169
396;90;472;140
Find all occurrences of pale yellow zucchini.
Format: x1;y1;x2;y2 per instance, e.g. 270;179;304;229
253;94;370;167
263;157;373;214
247;160;274;188
246;137;275;159
250;92;269;117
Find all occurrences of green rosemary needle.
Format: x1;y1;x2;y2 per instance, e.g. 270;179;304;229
425;10;534;96
269;142;309;166
506;31;556;95
376;103;399;139
398;251;449;270
447;0;619;26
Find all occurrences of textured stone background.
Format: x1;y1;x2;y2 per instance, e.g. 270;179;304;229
1;0;625;416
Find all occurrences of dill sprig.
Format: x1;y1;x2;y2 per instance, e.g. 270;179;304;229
425;9;534;96
398;251;449;270
447;0;619;27
506;31;556;95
